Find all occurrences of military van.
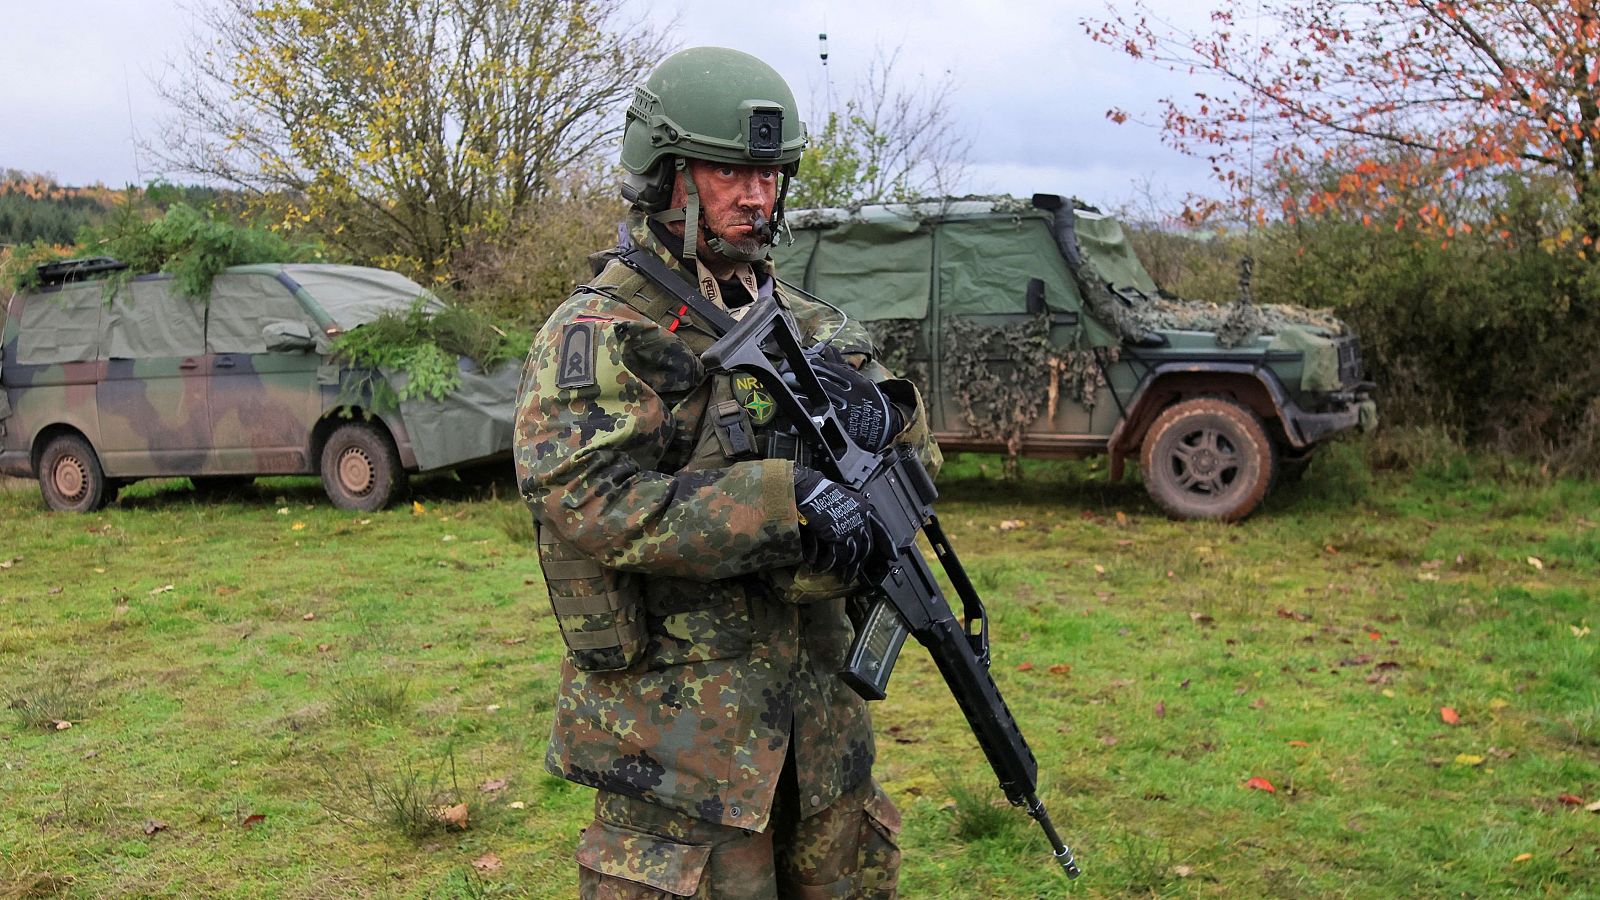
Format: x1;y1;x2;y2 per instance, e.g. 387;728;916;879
770;195;1376;521
0;259;518;512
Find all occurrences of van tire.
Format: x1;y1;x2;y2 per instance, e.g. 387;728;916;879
320;422;403;511
39;434;111;513
1140;397;1276;522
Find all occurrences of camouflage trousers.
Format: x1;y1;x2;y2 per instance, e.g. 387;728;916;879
575;769;901;899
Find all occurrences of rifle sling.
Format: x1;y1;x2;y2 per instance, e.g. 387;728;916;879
615;244;738;340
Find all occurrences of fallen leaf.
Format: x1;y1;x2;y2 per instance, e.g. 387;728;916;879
508;801;527;810
412;501;427;516
358;518;372;525
149;584;174;596
53;720;72;731
241;813;267;829
485;704;501;713
1572;625;1592;638
501;637;527;645
1173;864;1192;877
215;586;238;596
1287;740;1310;747
1420;560;1442;570
472;852;502;873
301;612;316;621
0;558;14;569
1244;776;1276;793
1367;630;1382;641
998;519;1026;531
1275;608;1311;622
317;643;332;652
1440;707;1461;725
433;802;469;829
1154;700;1165;718
1016;662;1034;672
1527;556;1544;571
479;779;508;793
143;820;168;835
1512;852;1533;862
442;535;457;542
94;567;106;574
291;522;306;531
1557;794;1585;806
1189;612;1214;626
1048;663;1071;675
1454;754;1485;767
1489;698;1510;711
1585;800;1600;813
1115;511;1128;525
1099;735;1118;747
276;507;290;515
1324;544;1338;554
1093;564;1106;576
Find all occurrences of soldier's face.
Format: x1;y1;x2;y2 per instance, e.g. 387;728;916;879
672;159;779;261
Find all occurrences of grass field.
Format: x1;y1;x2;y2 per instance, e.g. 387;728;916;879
1;439;1597;898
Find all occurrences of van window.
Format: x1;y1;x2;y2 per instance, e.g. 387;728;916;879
207;273;315;353
17;283;103;365
103;279;205;358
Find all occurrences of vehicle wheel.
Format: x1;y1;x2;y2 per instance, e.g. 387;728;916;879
1140;397;1276;521
191;475;256;499
38;434;111;513
319;422;404;511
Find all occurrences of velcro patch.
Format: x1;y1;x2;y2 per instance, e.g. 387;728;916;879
556;321;599;389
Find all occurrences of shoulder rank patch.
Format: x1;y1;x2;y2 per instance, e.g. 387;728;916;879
556;320;599;389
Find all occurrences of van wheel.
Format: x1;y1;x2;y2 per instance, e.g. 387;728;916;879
39;434;111;513
1140;397;1276;522
320;422;403;511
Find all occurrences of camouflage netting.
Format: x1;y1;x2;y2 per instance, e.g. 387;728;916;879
939;314;1119;476
863;319;928;394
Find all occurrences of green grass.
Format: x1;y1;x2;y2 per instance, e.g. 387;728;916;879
1;443;1597;897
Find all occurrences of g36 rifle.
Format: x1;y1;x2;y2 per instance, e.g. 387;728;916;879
702;298;1081;878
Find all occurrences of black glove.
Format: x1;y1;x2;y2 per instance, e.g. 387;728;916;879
793;466;877;581
784;347;903;451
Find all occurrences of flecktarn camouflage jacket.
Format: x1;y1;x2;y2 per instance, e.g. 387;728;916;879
514;226;940;833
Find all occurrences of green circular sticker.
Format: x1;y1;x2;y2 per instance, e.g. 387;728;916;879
732;374;776;425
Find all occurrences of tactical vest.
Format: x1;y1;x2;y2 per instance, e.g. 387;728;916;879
537;257;800;672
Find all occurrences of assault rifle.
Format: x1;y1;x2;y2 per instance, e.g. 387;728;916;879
702;298;1081;878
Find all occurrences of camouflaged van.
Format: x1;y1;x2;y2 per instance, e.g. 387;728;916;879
0;259;518;512
770;195;1377;521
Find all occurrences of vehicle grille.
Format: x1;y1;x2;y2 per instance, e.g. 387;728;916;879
1336;336;1363;385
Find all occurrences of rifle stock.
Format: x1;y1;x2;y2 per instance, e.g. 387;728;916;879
701;299;1081;878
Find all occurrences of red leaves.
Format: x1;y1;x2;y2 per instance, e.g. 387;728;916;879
1557;794;1585;806
1440;707;1461;725
1244;777;1276;793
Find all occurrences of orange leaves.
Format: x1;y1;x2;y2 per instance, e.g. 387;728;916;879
1244;776;1276;793
1440;707;1461;726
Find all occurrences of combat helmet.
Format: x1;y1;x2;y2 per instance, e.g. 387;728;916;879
621;46;807;263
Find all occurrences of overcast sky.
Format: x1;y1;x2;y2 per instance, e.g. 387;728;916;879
0;0;1219;210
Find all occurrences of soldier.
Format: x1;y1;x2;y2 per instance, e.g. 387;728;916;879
514;46;940;899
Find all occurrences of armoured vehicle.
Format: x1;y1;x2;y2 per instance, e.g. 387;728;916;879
0;259;518;512
770;195;1376;521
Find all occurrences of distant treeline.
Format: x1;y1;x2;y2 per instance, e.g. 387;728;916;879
0;172;229;247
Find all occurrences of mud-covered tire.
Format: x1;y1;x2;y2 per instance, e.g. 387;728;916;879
1140;397;1276;522
319;422;404;511
38;434;111;513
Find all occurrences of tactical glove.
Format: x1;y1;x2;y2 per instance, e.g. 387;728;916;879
785;347;903;452
793;466;877;582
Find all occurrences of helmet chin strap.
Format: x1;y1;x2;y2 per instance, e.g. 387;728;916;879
648;159;786;265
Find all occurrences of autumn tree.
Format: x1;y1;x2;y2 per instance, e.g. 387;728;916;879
792;48;972;209
152;0;667;282
1084;1;1600;243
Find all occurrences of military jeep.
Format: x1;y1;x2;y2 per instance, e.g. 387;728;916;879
0;260;518;512
770;195;1376;521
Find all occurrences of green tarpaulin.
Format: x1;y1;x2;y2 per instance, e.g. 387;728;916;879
17;283;102;365
1072;210;1160;298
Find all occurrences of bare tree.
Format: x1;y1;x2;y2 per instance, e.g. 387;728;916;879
793;46;972;209
151;0;669;282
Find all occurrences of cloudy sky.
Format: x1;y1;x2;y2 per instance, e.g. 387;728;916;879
0;0;1220;208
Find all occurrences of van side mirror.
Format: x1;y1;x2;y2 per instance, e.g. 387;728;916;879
263;321;317;353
